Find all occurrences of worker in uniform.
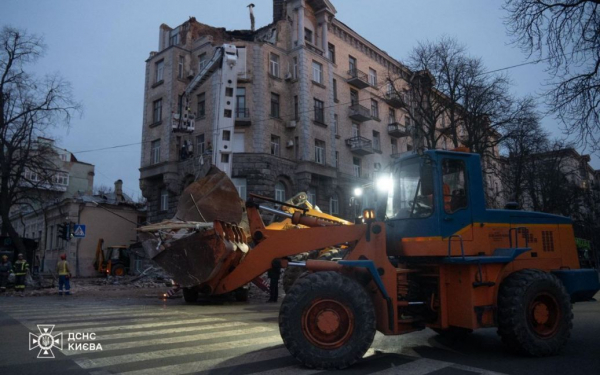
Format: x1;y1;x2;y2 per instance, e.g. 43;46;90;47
13;253;29;295
56;254;71;295
267;260;281;302
0;255;12;292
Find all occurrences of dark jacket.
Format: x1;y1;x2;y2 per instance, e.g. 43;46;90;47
0;261;11;273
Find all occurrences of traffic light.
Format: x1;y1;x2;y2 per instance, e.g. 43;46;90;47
57;223;71;240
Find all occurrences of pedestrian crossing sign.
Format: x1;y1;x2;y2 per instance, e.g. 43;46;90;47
73;224;86;238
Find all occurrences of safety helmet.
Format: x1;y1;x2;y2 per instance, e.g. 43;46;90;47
17;253;23;258
1;255;7;260
60;254;67;260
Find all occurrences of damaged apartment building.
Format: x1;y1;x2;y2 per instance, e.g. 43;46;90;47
140;0;480;222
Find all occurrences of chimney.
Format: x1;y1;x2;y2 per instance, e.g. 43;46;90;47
273;0;285;23
248;3;255;32
114;179;123;202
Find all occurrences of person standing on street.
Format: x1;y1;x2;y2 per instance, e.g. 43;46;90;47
13;253;29;295
56;254;71;296
0;255;12;293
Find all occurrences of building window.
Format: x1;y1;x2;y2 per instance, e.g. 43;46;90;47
169;28;179;46
335;151;339;168
269;53;280;77
271;93;280;118
160;189;169;211
295;136;300;159
236;87;246;118
371;99;379;119
293;56;298;79
350;89;359;105
391;138;398;155
368;68;377;86
223;130;231;141
353;157;361;177
221;154;230;163
198;53;207;72
308;188;317;206
304;28;313;43
328;43;336;63
315;139;325;164
352;123;360;137
312;61;323;84
314;98;324;123
275;182;286;202
294;95;299;120
405;115;411;127
333;79;338;101
373;131;381;152
407;143;413;152
151;139;161;164
152;99;162;124
196;134;205;155
349;55;357;73
334;114;339;135
389;108;396;124
197;93;206;118
271;135;280;156
178;56;184;79
232;178;247;200
155;60;164;83
329;194;339;215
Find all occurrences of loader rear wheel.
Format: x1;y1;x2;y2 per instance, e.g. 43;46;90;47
497;269;572;356
182;287;198;303
111;264;126;276
283;266;304;294
279;271;375;370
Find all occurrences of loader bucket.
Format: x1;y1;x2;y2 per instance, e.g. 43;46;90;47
175;166;243;225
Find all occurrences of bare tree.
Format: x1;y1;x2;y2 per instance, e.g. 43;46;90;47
504;0;600;151
0;26;80;254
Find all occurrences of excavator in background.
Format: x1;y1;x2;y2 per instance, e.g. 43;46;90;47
145;149;600;370
93;239;131;276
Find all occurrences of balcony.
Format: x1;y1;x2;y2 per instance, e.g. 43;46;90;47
346;136;374;156
235;108;251;126
346;69;370;89
387;122;410;138
383;92;403;108
348;104;372;122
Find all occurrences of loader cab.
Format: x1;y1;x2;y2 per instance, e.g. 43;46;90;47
380;150;484;252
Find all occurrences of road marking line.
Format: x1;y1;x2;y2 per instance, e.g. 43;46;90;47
368;358;452;374
5;307;176;319
65;326;275;355
112;347;291;375
92;321;249;341
18;311;179;323
250;365;320;375
35;315;220;330
452;364;509;375
24;317;224;334
74;335;283;369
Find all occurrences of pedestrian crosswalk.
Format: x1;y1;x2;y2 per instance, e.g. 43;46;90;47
0;302;507;375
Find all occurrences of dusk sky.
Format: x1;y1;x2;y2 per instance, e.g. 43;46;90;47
3;0;597;200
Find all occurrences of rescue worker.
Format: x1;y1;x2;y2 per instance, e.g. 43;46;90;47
267;260;281;303
13;253;29;295
56;254;71;296
0;255;12;292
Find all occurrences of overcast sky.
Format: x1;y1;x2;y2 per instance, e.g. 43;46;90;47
2;0;598;200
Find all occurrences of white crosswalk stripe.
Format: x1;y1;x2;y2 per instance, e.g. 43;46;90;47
55;317;224;333
64;326;275;355
89;321;248;341
74;335;283;369
18;311;180;323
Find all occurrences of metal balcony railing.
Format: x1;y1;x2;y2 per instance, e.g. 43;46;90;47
346;136;374;156
235;108;251;126
348;104;372;122
383;91;403;108
387;122;409;137
346;69;370;89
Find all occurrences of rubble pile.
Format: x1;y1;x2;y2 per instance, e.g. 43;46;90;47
138;220;214;259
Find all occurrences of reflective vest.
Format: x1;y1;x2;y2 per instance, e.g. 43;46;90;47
13;260;29;275
57;260;70;276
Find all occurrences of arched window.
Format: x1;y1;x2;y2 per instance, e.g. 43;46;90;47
275;182;286;202
329;193;339;215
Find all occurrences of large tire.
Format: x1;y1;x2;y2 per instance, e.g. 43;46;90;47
497;269;573;356
279;271;376;370
111;264;126;276
283;267;305;294
182;287;199;303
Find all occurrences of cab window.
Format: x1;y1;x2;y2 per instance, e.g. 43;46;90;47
442;159;467;214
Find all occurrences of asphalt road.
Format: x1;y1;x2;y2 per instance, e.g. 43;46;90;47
0;293;598;375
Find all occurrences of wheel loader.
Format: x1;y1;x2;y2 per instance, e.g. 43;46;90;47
146;150;600;370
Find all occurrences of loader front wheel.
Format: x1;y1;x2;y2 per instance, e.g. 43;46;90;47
497;269;572;356
283;266;304;294
279;271;375;370
182;287;198;303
